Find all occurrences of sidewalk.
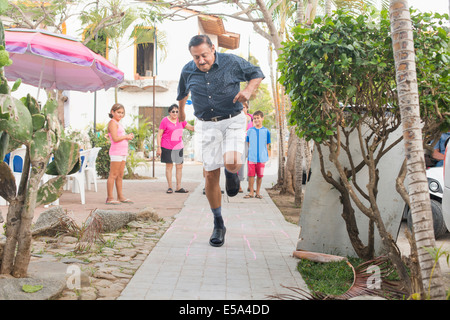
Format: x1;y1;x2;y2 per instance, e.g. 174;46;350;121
118;162;308;300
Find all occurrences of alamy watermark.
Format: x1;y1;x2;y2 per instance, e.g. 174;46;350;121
366;265;382;290
66;265;81;290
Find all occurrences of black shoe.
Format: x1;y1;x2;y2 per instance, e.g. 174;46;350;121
209;227;226;247
225;169;240;197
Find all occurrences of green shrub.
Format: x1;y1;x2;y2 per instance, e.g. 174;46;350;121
88;126;110;179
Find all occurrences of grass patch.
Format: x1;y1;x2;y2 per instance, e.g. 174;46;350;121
297;257;363;296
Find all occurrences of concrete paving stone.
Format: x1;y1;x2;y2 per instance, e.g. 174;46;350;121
225;292;250;299
226;289;252;299
197;290;226;300
202;277;227;287
144;290;172;300
118;287;149;300
226;271;249;280
172;290;199;300
226;278;251;289
175;279;201;289
159;264;184;274
251;292;272;299
203;264;227;273
180;269;203;278
154;271;180;281
180;268;203;277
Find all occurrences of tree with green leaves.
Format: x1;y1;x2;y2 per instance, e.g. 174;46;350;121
279;7;448;297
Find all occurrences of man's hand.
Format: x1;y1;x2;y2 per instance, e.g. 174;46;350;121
233;78;263;104
432;148;445;161
233;89;252;104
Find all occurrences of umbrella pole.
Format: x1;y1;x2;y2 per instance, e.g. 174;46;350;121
37;58;46;102
94;91;97;138
152;75;155;178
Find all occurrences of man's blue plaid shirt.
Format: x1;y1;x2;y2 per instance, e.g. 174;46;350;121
177;51;264;120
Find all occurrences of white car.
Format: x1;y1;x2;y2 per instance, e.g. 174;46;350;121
442;144;450;231
403;164;448;239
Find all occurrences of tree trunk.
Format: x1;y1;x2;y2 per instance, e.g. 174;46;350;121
1;201;23;274
282;127;296;194
296;0;305;25
389;0;446;299
12;162;46;277
294;134;303;206
0;148;30;275
325;0;332;16
268;42;285;188
57;90;67;127
316;143;375;260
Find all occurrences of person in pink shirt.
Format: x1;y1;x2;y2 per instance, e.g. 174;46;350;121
237;102;253;192
157;104;194;193
106;103;134;205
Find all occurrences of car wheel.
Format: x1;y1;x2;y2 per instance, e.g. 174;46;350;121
406;199;447;239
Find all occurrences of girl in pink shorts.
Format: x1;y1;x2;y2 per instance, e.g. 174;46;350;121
106;103;134;205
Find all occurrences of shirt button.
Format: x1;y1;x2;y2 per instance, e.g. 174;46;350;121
209;96;211;98
211;109;213;111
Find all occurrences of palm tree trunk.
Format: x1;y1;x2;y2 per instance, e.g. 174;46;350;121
389;0;446;299
293;0;306;204
325;0;332;16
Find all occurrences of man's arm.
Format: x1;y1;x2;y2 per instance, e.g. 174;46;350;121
233;78;263;104
178;95;188;122
432;148;445;161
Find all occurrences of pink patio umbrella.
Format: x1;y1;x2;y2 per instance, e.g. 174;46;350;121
4;28;124;94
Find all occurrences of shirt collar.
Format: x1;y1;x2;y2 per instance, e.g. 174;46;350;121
213;50;219;67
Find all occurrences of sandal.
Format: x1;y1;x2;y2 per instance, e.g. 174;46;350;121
255;194;263;199
106;199;121;205
166;188;173;194
120;199;134;203
243;194;254;199
175;188;189;193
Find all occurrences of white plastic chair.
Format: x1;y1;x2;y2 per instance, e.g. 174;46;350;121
67;149;90;204
84;147;101;192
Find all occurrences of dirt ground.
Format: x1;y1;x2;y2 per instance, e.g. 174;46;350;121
266;187;300;225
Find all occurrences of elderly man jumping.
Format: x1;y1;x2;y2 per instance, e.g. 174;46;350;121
177;35;264;247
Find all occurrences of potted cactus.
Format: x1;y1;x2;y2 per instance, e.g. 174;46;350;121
0;16;80;277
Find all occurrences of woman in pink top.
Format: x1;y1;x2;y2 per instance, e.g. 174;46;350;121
106;103;134;205
157;104;194;193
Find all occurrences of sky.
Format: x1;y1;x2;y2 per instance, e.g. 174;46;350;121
403;0;448;14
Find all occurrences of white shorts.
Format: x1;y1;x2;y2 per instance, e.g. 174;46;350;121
110;155;127;162
196;112;246;171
